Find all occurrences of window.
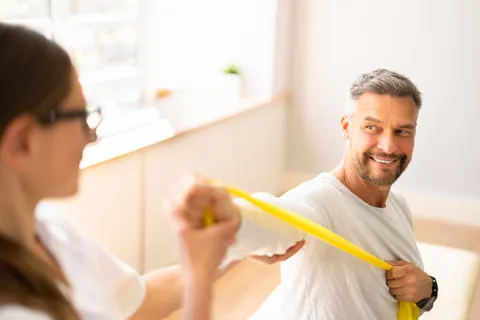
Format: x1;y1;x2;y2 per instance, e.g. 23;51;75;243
1;0;148;120
2;0;287;136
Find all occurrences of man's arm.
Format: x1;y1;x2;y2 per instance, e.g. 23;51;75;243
223;192;322;265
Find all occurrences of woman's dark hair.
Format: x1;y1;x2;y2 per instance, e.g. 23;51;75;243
0;22;73;133
0;22;80;319
0;236;80;319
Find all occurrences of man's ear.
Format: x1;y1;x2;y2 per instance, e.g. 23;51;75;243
340;114;351;140
0;115;37;170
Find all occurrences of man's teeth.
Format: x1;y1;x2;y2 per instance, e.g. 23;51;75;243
372;157;395;164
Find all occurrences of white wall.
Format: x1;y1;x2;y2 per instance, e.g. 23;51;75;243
288;0;480;203
48;99;287;272
151;0;278;99
48;154;144;271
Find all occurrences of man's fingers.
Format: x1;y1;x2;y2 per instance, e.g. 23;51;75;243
386;265;409;280
287;240;306;253
281;240;306;259
389;287;407;296
390;293;416;303
388;260;408;267
251;240;306;265
386;278;405;289
249;254;279;265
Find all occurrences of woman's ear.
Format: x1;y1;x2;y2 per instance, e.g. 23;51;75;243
0;115;37;170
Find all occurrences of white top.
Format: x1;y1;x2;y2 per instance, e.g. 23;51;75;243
0;203;146;320
227;172;424;320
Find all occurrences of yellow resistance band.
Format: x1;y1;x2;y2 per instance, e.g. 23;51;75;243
203;181;419;320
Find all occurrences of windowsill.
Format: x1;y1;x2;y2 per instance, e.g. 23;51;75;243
80;91;290;169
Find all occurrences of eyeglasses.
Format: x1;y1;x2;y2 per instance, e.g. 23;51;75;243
37;107;102;132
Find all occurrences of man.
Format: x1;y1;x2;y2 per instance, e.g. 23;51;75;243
185;69;437;319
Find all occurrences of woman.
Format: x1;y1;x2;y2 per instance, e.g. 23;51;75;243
0;22;241;320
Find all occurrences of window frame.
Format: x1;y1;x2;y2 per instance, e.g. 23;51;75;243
2;0;155;120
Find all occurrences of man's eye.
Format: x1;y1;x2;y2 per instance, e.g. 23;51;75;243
365;125;376;131
396;130;412;136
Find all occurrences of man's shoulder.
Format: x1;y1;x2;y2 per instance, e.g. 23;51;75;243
388;188;415;227
281;172;342;208
388;188;411;210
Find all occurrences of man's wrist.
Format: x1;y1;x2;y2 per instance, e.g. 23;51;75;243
416;275;438;311
421;275;433;300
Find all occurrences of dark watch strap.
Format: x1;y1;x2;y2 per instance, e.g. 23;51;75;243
416;276;438;311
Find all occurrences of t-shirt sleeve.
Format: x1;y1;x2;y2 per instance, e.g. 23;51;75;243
0;306;53;320
35;202;147;319
85;235;147;319
222;183;331;265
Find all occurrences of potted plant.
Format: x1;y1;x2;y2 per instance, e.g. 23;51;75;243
221;63;242;100
223;64;240;76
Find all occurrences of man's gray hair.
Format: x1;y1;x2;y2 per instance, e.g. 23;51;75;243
344;68;422;114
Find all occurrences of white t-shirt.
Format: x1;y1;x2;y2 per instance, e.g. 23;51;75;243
227;172;423;320
0;203;146;320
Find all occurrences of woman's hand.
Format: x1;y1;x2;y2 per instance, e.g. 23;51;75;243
168;174;240;281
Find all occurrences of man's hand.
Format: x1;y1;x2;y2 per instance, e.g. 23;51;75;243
249;240;306;265
386;260;433;303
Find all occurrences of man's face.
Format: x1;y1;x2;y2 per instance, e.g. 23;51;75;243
343;93;418;186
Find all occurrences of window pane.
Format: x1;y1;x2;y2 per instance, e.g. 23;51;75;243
69;0;139;15
81;75;142;119
69;21;142;118
69;22;139;75
0;0;50;19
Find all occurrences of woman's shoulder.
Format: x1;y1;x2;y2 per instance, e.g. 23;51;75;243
35;201;90;247
0;305;53;320
34;201;146;319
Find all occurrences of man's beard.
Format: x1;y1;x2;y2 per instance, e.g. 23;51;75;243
353;151;410;186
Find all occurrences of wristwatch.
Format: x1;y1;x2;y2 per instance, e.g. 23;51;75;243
416;276;438;311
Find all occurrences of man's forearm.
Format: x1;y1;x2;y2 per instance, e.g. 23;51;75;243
224;193;308;263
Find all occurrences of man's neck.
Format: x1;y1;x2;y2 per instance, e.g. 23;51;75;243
331;162;391;208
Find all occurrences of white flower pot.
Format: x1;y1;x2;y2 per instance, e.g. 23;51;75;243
221;74;242;101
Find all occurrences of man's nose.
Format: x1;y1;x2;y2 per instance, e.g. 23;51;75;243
377;133;397;155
